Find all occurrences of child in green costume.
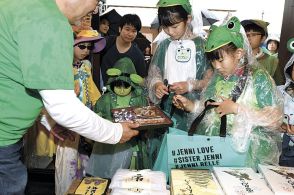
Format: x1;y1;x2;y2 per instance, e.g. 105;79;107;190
86;57;148;178
173;16;284;168
146;0;213;131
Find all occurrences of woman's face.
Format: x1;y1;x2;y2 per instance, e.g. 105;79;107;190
99;19;110;34
211;50;240;77
162;21;188;40
74;42;93;61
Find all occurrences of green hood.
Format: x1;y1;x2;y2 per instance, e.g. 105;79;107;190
157;0;192;14
205;16;244;52
106;57;143;92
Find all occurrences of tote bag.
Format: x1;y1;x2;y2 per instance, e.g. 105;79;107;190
153;100;249;180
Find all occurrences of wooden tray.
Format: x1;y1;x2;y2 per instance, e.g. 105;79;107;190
111;106;173;130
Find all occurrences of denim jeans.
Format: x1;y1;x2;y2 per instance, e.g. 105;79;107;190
0;140;27;195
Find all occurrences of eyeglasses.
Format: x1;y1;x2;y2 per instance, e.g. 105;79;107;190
246;33;262;38
77;44;94;50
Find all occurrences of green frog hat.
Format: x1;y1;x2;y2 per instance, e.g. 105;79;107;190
205;16;244;52
156;0;206;36
205;16;255;66
157;0;192;14
106;57;144;93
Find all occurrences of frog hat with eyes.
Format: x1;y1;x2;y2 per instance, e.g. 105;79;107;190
204;16;252;101
106;57;144;96
205;16;256;70
205;16;244;52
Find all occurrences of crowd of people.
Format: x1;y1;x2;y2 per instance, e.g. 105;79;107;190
0;0;293;194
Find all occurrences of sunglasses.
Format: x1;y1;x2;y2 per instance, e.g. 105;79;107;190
77;44;94;50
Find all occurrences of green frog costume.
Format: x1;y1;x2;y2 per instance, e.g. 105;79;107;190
86;57;148;178
153;16;283;174
195;16;283;167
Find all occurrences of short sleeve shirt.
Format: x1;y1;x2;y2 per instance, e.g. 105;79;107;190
0;0;74;146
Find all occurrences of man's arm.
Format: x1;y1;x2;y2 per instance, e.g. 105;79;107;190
39;90;138;144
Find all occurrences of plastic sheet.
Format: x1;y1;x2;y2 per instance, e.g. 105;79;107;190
185;15;284;168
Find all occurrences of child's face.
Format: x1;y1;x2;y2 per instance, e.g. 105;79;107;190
74;42;93;61
99;19;110;34
211;50;239;77
114;86;132;96
162;21;188;40
119;24;137;43
246;30;265;50
267;40;278;53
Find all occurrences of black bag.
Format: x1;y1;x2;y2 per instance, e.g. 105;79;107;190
279;134;294;167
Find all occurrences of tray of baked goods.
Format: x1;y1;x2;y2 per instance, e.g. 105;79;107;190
111;106;173;130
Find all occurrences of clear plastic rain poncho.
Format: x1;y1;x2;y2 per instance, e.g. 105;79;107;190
146;1;212;131
278;42;294;127
278;40;294;166
189;15;284;168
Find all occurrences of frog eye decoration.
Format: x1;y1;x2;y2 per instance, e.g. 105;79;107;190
106;68;143;85
130;74;143;85
287;38;294;53
107;68;121;76
226;16;241;33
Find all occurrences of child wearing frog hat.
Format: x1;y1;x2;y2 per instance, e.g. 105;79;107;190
146;0;212;131
169;16;283;171
147;0;213;170
86;57;149;179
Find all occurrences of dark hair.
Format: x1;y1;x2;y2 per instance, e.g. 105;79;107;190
158;5;188;27
243;23;266;37
119;14;142;32
110;80;131;91
205;43;238;63
99;15;109;22
266;40;279;50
